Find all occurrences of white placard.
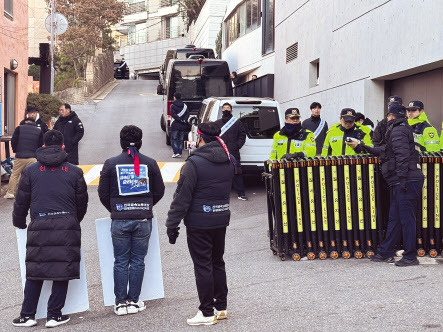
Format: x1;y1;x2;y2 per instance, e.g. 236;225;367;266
16;229;89;319
95;216;164;306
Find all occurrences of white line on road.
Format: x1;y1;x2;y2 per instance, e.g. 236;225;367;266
84;165;103;184
160;163;183;182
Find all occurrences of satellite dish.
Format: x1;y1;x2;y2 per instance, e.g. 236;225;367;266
45;13;69;35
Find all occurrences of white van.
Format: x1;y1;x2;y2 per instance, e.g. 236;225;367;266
188;97;284;172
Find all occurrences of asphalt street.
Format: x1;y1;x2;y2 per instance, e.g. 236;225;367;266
0;80;442;332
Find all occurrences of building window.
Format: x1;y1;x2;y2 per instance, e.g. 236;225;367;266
262;0;274;55
224;0;261;48
309;59;320;87
4;0;13;18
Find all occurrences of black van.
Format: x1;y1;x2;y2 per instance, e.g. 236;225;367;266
114;61;129;79
159;58;232;145
158;45;215;92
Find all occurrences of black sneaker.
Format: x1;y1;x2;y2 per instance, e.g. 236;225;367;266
395;257;419;266
370;253;394;263
45;315;70;328
237;195;248;201
12;316;37;327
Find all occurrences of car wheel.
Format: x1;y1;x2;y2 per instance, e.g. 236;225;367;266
160;114;166;132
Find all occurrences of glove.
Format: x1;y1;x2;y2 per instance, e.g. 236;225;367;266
167;227;180;244
281;152;305;160
399;178;408;193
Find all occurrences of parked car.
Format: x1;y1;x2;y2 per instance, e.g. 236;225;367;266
159;57;233;145
158;45;215;94
187;97;284;172
114;61;129;79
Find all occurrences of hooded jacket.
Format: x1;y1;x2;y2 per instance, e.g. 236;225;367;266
53;111;84;164
98;149;165;220
11;122;43;158
214;113;246;163
302;116;328;155
170;99;190;131
166;141;235;229
21;114;49;133
12;145;88;280
407;112;440;152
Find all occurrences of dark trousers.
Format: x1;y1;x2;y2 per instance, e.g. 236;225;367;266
232;174;245;196
171;129;185;155
378;180;424;260
20;279;69;318
186;227;228;317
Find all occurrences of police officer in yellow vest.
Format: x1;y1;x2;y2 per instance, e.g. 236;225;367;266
269;108;316;160
406;100;440;152
321;108;373;157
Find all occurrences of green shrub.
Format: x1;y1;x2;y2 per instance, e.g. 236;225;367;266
27;93;62;123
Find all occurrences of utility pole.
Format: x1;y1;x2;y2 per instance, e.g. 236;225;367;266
50;0;55;95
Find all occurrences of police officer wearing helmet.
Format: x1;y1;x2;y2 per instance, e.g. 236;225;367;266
406;100;440;152
347;103;424;266
321;108;372;157
269;108;316;160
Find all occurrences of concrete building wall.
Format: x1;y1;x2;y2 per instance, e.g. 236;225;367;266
28;0;49;58
188;0;229;56
222;0;275;82
274;0;443;126
0;0;29;136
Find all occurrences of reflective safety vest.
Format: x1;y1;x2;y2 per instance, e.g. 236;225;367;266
321;123;373;157
408;112;440;152
440;121;443;150
269;128;316;160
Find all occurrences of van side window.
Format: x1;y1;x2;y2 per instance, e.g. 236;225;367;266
198;103;207;124
203;100;217;123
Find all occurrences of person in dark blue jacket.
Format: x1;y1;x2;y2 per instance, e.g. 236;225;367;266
166;122;235;326
170;92;190;158
98;125;165;316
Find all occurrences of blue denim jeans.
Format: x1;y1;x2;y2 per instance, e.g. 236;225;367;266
171;129;185;155
111;219;152;305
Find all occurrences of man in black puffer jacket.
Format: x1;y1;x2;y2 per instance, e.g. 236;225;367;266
12;130;88;328
347;103;424;267
214;102;247;200
22;106;49;133
53;103;84;165
98;125;165;316
166;122;235;326
170;92;190;158
4;118;43;199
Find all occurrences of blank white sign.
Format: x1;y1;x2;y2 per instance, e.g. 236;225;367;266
95;216;164;306
16;229;89;319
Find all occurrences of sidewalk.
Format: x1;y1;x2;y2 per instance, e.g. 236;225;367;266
89;80;120;103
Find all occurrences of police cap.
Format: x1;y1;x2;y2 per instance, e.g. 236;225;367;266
406;100;424;111
387;95;403;105
340;108;356;122
285;108;300;118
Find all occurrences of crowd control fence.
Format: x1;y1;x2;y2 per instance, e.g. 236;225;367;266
262;154;442;261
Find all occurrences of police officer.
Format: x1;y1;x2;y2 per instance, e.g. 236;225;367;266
321;108;372;157
166;122;234;326
53;104;84;165
270;108;316;160
372;95;402;147
406;100;440;152
347;103;424;266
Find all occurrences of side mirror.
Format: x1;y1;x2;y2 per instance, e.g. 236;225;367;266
157;84;164;95
188;115;198;126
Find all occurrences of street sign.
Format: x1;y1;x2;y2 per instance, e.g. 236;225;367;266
45;12;68;35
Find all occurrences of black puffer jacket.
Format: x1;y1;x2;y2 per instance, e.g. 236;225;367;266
12;146;88;280
372;118;387;147
98;150;165;220
214;114;246;163
11;123;43;158
166;141;234;229
53;111;84;165
170;99;190;131
21;117;49;133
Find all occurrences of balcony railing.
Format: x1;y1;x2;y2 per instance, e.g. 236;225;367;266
125;2;147;15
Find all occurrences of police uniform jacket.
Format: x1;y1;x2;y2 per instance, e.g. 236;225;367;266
98;150;165;220
53;111;84;165
11;122;43;159
12;146;88;280
321;123;373;157
166;141;235;229
270;126;316;160
407;112;440;152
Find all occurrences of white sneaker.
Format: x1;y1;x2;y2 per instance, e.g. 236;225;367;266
172;154;177;158
127;300;146;314
114;303;128;316
4;193;14;199
187;310;217;326
214;309;228;320
45;315;70;328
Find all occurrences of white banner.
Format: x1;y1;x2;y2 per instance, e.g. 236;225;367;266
16;229;89;319
95;216;164;306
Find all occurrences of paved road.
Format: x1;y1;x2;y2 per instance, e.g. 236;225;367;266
0;80;442;331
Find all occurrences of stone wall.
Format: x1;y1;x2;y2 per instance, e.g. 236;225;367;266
85;51;114;96
54;86;86;105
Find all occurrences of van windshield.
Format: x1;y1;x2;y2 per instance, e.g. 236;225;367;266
169;62;232;100
218;105;280;139
176;50;215;60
